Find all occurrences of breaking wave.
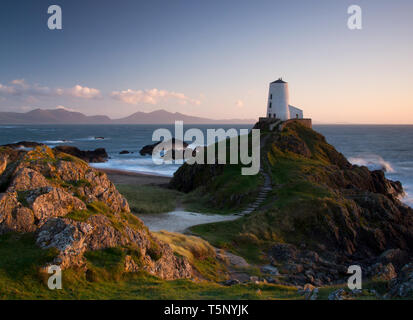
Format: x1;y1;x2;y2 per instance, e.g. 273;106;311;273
42;140;73;144
348;154;395;173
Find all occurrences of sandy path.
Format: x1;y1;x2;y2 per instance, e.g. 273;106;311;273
100;168;171;186
137;210;238;233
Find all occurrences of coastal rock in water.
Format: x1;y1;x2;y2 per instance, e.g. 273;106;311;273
53;145;108;163
119;150;131;154
0;145;192;279
139;138;189;157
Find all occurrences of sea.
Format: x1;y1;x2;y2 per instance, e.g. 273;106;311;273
0;124;412;207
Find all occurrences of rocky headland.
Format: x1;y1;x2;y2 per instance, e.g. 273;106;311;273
0;145;192;280
170;121;413;297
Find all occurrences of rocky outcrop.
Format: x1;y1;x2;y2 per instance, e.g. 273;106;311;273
172;120;413;286
0;145;192;280
170;163;224;193
268;243;348;286
140;138;196;161
53;146;108;163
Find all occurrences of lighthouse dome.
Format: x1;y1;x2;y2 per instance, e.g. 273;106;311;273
271;78;287;84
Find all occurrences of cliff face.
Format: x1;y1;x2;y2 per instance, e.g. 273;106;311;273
0;146;192;280
170;121;413;286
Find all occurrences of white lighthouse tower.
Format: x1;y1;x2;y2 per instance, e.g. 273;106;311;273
266;78;303;120
267;78;289;120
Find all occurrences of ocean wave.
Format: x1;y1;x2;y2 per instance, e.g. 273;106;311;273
42;140;73;144
349;154;395;173
75;136;109;141
90;158;178;177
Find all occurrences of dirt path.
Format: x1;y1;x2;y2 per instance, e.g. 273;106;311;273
237;133;273;216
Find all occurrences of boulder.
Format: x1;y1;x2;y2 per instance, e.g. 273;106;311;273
139;138;189;157
7;167;50;192
0;192;36;233
31;187;87;221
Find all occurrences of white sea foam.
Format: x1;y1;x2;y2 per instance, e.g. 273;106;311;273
75;136;109;141
91;158;178;177
42;140;73;144
349;154;395;173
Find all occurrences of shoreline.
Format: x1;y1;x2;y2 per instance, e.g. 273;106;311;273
99;168;172;186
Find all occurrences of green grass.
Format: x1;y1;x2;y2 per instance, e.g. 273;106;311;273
181;166;264;214
154;231;228;282
190;218;269;265
65;201;111;222
0;232;302;300
116;184;182;214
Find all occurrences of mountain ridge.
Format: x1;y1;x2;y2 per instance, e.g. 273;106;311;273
0;108;255;124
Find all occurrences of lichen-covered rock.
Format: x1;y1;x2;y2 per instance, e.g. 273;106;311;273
36;214;192;279
31;187;87;221
0;145;192;280
36;218;92;268
7;167;50;192
0;192;36;233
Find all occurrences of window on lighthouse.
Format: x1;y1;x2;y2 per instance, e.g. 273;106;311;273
269;102;272;108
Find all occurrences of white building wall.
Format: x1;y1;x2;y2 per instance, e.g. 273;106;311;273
267;82;290;120
288;105;303;119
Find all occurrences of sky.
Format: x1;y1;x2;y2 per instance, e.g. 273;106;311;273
0;0;412;124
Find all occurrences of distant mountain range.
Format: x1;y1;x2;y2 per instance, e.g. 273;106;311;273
0;108;255;125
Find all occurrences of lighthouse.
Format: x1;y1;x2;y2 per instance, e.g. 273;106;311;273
266;78;303;120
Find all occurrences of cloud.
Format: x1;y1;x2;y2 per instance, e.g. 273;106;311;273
56;105;77;112
235;100;244;107
0;83;16;95
0;80;101;99
111;88;201;106
58;85;101;99
11;79;26;86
